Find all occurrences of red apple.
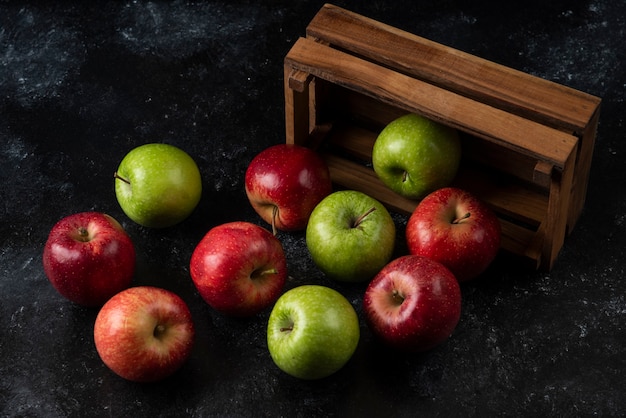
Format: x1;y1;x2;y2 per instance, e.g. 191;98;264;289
42;211;136;307
406;187;501;282
244;144;333;233
363;255;461;352
94;286;195;382
189;221;287;317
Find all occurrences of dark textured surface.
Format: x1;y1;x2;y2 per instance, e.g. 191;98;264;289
1;1;625;416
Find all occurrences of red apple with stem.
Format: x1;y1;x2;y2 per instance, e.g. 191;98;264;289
94;286;195;383
245;144;333;234
189;221;287;317
406;187;501;282
42;211;136;307
363;255;462;352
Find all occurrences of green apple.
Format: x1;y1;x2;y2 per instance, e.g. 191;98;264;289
372;113;461;200
266;285;360;380
114;143;202;228
306;190;395;282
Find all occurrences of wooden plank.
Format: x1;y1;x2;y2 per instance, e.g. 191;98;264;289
325;83;405;129
533;161;554;189
306;3;601;134
324;123;376;161
568;107;600;231
285;37;579;171
284;65;311;145
451;165;547;227
288;69;312;93
542;142;578;269
501;220;542;268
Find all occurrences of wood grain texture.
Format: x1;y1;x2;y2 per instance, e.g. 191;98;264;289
285;37;578;170
283;4;600;270
306;4;601;133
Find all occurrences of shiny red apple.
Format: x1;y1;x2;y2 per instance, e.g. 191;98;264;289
406;187;501;282
42;211;136;307
189;221;287;317
94;286;195;382
363;255;462;352
244;144;333;233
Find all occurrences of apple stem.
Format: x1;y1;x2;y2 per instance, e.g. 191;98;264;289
113;171;131;185
280;321;294;333
352;207;377;228
392;289;405;305
77;227;90;242
252;268;278;280
271;205;278;236
153;324;166;340
452;212;471;224
402;171;408;183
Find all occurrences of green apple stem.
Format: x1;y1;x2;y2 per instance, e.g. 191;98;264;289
271;205;278;236
352;207;377;228
452;212;471;224
402;171;408;183
280;321;294;333
113;171;131;185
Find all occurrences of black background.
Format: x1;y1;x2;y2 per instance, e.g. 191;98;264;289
2;1;625;416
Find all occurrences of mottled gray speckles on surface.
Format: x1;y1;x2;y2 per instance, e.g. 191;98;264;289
539;1;623;97
1;137;44;233
114;1;262;60
0;6;86;106
519;1;624;95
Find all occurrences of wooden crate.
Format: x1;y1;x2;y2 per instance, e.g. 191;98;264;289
283;3;601;270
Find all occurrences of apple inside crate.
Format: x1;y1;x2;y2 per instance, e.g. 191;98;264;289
283;4;601;271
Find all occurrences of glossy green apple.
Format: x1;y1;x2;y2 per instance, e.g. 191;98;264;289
267;285;360;380
372;113;461;200
306;190;395;282
114;143;202;228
